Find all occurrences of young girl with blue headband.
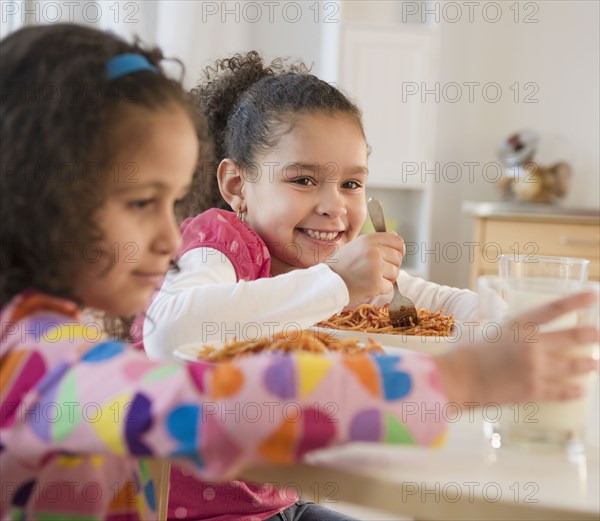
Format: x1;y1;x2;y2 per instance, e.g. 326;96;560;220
1;27;597;521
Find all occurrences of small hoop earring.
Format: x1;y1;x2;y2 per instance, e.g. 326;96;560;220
236;206;246;221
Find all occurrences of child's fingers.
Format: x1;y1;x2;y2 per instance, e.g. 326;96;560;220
380;249;404;268
567;356;599;373
538;326;599;351
540;381;585;401
379;262;400;284
518;291;598;325
371;231;405;252
544;354;598;379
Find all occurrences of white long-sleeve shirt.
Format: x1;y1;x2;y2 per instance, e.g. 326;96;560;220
144;247;478;360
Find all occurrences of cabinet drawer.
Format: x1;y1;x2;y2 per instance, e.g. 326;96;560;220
483;220;599;259
469;214;600;289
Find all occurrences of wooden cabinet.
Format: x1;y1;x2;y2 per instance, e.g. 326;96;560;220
465;203;600;289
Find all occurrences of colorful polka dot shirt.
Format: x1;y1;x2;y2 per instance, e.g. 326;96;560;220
1;291;447;520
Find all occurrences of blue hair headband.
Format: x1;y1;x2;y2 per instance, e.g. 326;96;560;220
106;53;158;81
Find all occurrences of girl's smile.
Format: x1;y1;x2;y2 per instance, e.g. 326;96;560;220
131;270;169;287
298;228;344;242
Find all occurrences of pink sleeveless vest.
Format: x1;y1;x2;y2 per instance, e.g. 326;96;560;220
132;210;294;520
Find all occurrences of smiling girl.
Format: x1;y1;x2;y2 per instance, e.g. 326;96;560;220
141;52;479;360
135;52;599;521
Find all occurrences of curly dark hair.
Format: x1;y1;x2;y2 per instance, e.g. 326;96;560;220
0;23;211;313
186;50;365;216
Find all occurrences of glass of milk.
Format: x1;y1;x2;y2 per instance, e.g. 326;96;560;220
479;256;597;454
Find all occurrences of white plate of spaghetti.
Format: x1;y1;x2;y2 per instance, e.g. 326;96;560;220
308;327;457;354
313;304;460;354
173;329;385;364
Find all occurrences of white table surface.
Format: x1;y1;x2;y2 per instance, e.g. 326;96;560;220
242;385;600;521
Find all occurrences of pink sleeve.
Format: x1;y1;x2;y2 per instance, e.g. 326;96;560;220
3;325;447;481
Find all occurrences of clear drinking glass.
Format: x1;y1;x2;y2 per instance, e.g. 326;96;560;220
478;267;598;454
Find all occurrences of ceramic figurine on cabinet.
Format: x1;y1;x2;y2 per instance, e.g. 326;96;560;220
497;130;571;203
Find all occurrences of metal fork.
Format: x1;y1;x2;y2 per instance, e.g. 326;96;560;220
367;197;419;328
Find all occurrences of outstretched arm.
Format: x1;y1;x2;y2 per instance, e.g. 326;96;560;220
2;297;447;482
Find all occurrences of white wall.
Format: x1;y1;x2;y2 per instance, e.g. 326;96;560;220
0;1;326;88
339;1;599;287
151;0;327;89
430;0;599;287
